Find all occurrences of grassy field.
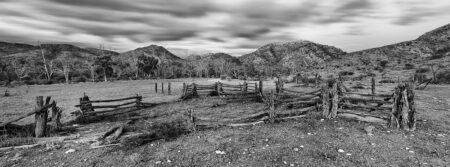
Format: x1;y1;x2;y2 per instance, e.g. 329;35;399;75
0;78;449;166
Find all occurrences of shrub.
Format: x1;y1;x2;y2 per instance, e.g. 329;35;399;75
404;63;415;70
436;70;450;84
220;75;227;80
379;60;389;68
416;67;430;73
338;71;354;76
379;79;395;83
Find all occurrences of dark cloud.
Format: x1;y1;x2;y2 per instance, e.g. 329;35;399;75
317;0;374;24
392;8;438;26
48;0;215;18
207;37;226;43
233;28;271;39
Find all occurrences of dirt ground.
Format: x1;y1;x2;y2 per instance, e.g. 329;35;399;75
0;80;449;167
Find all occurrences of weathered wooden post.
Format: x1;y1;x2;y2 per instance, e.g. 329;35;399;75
136;94;142;108
182;83;186;96
259;80;263;94
217;82;223;96
275;81;279;93
35;96;48;137
155;83;158;93
321;85;330;118
330;81;339;119
161;82;164;94
406;83;416;130
371;77;375;98
243;81;248;94
192;83;198;97
269;90;275;123
389;85;401;128
315;73;319;88
254;83;258;93
168;82;171;95
51;101;61;130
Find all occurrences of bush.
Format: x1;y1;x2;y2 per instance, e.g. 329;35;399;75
379;79;395;83
220;75;227;80
416;67;430;73
436;70;450;84
338;71;354;76
379;60;389;69
404;63;415;70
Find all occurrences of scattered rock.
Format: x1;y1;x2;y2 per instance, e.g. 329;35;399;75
364;126;375;135
45;142;62;151
155;161;162;164
65;149;76;154
11;153;23;161
294;148;299;152
346;153;352;156
338;149;345;153
128;153;143;164
299;145;304;148
215;150;226;155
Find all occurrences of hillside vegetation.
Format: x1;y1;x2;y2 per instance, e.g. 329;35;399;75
1;23;450;86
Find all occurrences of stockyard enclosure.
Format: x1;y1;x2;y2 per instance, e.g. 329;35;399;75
0;76;449;167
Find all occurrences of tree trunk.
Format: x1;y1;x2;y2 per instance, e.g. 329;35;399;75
35;96;48;137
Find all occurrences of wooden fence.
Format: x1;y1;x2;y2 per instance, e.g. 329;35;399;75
0;96;62;137
75;93;143;116
180;81;262;100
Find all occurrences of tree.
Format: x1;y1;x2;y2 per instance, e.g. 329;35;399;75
94;55;114;82
10;57;29;81
38;42;55;81
56;51;79;84
138;55;159;78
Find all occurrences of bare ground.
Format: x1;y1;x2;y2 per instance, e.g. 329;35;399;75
0;80;449;167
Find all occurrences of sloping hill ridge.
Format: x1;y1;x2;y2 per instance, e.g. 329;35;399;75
0;42;35;57
343;23;450;68
120;45;183;64
239;41;346;72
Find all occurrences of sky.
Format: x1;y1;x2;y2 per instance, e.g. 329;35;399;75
0;0;449;57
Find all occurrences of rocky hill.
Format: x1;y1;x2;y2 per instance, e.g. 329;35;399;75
340;23;450;70
120;45;183;64
0;42;35;57
239;41;346;74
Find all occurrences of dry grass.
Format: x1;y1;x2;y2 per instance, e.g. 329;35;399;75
0;78;449;166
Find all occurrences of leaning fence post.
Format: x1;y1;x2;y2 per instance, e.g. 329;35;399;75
254;83;258;93
162;82;164;94
155;83;158;93
35;96;48;137
192;83;198;97
406;83;416;131
51;101;61;130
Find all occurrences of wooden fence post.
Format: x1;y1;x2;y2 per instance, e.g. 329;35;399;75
254;83;258;93
259;80;263;94
182;83;186;96
315;73;319;88
321;85;330;118
406;83;416;130
243;81;248;94
168;82;171;95
275;81;279;94
51;101;61;130
35;96;48;137
269;90;275;123
330;81;339;119
136;94;142;108
162;82;164;94
155;83;158;93
389;85;401;128
371;77;375;99
192;83;198;97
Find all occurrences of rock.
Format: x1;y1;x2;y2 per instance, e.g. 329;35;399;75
128;153;143;164
364;126;375;135
65;149;76;154
45;142;62;151
215;150;226;155
294;148;299;152
11;152;23;161
338;149;345;153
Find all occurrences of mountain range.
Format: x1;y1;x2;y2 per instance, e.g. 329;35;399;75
1;23;449;74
